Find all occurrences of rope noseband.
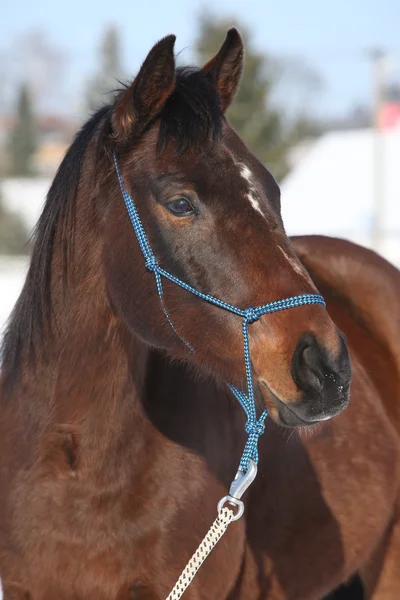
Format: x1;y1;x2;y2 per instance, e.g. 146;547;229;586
114;154;325;597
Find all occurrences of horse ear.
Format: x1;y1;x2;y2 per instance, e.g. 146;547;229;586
112;35;176;142
202;28;244;112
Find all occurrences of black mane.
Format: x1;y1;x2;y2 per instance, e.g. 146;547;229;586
1;107;109;371
1;66;223;372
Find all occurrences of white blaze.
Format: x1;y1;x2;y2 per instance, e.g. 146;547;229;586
233;156;315;286
238;164;265;218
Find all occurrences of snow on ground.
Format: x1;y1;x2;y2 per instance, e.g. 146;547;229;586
0;257;29;342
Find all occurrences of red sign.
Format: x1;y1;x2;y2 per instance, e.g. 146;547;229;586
379;102;400;129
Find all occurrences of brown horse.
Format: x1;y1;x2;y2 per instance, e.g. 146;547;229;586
0;28;399;600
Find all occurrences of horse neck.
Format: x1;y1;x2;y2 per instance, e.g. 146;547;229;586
4;256;243;485
2;198;154;468
50;297;149;458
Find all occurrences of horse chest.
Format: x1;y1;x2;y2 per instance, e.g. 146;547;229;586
2;448;244;600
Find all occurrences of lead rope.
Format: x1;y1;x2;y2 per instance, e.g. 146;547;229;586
113;154;326;598
166;507;235;600
165;458;257;600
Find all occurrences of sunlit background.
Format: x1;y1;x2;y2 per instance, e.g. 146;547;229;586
1;0;399;336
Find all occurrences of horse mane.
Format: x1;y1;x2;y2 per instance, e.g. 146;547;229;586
1;107;110;372
1;67;222;374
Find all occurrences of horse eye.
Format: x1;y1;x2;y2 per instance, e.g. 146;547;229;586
165;198;195;217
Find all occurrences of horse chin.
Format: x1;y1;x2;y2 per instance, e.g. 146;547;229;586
272;397;325;428
259;382;349;429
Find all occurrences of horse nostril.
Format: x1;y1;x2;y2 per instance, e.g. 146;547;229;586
284;332;351;425
292;334;327;393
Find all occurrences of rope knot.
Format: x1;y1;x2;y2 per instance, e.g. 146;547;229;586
145;255;159;272
244;307;259;324
245;420;265;436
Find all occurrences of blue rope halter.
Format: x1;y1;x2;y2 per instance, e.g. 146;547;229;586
113;154;326;473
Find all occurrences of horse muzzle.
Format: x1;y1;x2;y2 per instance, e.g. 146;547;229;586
259;330;351;428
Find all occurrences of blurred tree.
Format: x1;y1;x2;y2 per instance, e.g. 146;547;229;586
0;189;30;255
85;25;126;114
195;16;322;181
2;30;68;114
8;83;37;177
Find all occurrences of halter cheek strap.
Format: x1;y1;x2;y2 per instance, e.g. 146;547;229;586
113;154;326;476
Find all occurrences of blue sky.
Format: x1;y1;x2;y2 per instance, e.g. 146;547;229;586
2;0;400;117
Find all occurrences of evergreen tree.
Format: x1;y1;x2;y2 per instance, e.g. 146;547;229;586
195;16;320;181
0;189;30;255
8;83;37;177
85;25;126;114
